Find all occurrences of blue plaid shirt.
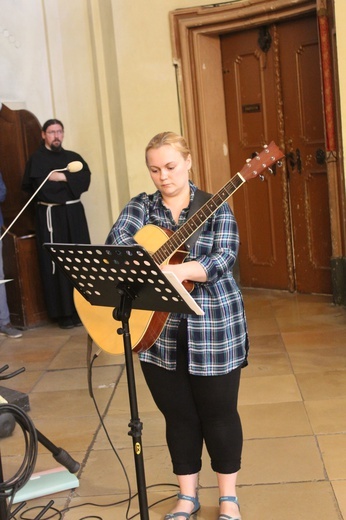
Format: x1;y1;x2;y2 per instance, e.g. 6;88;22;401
106;182;249;375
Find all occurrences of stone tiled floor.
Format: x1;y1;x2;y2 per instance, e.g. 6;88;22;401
1;289;346;519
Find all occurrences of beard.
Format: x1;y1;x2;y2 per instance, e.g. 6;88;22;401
50;140;62;152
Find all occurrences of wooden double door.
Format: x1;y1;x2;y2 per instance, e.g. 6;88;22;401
221;15;333;294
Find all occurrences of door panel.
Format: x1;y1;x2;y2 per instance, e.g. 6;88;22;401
221;15;332;294
279;17;332;294
221;28;291;289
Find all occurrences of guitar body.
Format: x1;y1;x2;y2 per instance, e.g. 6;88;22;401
74;224;189;355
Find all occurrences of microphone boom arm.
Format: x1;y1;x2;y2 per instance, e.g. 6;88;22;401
1;161;82;241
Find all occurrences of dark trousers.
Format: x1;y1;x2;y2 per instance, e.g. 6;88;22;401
140;319;243;475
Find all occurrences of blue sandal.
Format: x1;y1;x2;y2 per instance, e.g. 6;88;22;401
164;493;200;519
218;496;241;520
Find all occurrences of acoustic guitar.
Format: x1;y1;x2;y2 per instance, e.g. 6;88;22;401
74;142;284;355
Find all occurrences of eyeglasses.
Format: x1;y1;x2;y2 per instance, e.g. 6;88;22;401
45;130;64;135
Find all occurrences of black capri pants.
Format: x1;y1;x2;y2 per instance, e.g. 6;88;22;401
140;319;243;475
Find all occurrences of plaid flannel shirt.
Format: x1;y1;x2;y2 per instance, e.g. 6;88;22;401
106;182;249;375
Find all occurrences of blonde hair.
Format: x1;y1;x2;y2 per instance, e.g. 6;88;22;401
145;131;191;165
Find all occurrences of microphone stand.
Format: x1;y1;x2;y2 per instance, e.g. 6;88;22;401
0;404;80;520
0;366;80;520
0;366;80;474
0;452;8;520
19;420;80;474
1;161;82;241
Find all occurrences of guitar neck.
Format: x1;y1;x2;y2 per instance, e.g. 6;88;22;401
152;172;245;264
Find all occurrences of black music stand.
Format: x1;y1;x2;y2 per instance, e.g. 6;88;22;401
44;243;203;520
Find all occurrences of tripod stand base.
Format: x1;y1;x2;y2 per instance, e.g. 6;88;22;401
0;386;30;411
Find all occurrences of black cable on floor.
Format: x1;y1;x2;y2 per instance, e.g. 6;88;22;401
86;352;180;520
9;351;179;519
88;352;133;518
0;404;38;519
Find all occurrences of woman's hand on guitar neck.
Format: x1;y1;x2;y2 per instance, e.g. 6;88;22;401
161;261;207;284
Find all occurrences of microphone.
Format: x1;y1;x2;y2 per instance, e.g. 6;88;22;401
1;161;84;241
63;160;83;173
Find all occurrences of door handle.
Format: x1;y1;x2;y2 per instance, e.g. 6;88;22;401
286;148;302;174
315;148;326;165
296;148;302;174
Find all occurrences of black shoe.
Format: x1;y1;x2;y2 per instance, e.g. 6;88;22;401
58;317;74;329
72;313;83;327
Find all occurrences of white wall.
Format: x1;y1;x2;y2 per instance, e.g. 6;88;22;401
1;0;222;242
1;0;117;242
0;1;52;115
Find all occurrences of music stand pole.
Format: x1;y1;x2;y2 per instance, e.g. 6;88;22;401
44;243;204;520
113;285;149;520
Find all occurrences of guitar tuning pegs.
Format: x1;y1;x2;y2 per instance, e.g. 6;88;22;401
263;144;269;152
259;174;265;182
277;160;283;167
268;167;273;175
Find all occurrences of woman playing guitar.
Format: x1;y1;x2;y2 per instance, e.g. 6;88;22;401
106;131;249;520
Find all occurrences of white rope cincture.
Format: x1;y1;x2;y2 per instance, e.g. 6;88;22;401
38;199;81;274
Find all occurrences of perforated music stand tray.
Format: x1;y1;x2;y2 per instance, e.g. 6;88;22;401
44;243;203;316
44;242;203;520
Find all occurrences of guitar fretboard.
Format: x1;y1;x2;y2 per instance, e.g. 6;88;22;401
153;172;245;265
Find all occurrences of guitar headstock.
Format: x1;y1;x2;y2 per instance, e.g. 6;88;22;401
239;142;285;182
